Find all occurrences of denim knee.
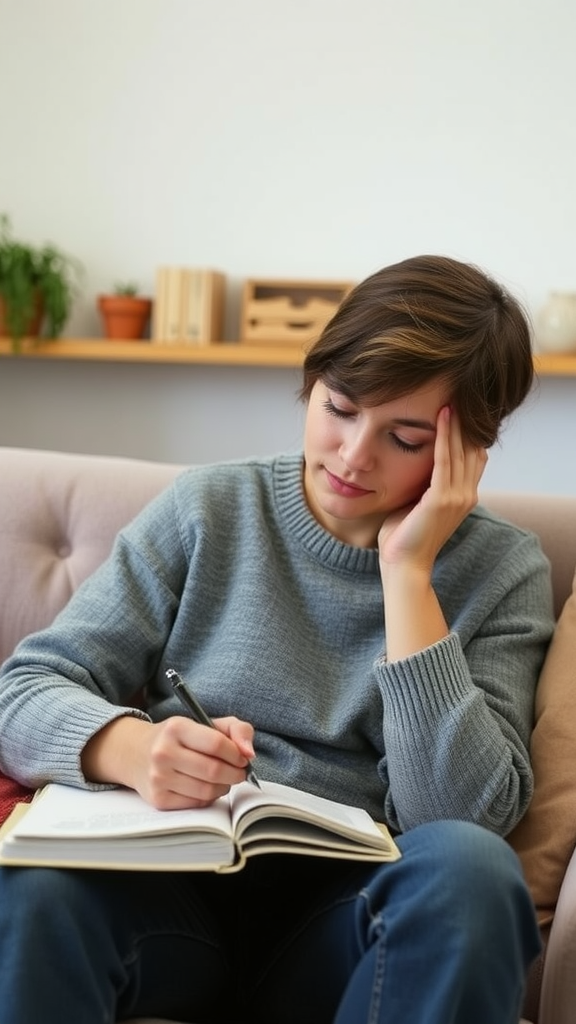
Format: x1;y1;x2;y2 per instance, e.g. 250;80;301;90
344;822;540;1024
417;819;522;887
375;820;539;961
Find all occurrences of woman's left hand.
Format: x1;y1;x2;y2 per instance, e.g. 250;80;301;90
378;405;488;575
377;406;488;662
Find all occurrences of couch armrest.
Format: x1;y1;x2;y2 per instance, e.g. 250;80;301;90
538;845;576;1024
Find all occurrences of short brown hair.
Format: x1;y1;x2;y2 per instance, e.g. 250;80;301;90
300;255;533;447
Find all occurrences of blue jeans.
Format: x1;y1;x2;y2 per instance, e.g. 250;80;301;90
0;819;540;1024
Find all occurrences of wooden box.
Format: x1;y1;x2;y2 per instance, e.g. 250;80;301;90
240;278;353;346
152;267;226;345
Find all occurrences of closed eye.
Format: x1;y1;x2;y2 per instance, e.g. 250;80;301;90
390;434;425;454
322;398;354;419
323;395;430;452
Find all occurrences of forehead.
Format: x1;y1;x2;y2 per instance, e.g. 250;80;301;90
379;379;452;416
328;378;452;419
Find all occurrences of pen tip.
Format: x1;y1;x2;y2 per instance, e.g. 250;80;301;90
247;768;261;789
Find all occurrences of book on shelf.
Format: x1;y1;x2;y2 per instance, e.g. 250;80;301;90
165;265;185;343
152;266;225;345
181;268;225;344
151;265;169;342
0;778;400;873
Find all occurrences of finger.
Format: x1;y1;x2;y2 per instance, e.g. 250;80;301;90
151;719;248;792
174;716;250;770
430;406;452;489
447;410;486;497
464;445;489;492
446;407;467;486
156;739;247;805
140;748;237;811
158;771;233;810
171;751;241;795
215;716;255;761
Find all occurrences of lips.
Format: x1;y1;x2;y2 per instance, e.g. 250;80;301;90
325;469;373;498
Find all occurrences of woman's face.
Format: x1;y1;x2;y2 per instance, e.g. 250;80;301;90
303;378;452;547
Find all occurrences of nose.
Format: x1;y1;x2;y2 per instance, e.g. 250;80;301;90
339;425;376;472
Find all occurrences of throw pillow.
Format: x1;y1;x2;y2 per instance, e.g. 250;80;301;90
508;566;576;939
0;771;34;826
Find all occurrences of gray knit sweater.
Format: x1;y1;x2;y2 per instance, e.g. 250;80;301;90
0;453;554;835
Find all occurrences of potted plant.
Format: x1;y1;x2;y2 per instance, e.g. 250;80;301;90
0;213;82;354
97;282;152;340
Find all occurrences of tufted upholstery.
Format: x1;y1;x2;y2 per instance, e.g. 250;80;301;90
0;447;184;666
1;446;576;1024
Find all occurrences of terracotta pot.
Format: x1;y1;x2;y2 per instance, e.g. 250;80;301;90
97;295;152;340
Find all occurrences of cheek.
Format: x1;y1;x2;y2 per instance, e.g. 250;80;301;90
389;451;435;496
405;455;435;492
306;409;339;451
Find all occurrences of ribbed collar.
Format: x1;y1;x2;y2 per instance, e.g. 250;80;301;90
272;452;381;575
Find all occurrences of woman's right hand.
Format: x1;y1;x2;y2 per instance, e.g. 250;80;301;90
81;713;256;809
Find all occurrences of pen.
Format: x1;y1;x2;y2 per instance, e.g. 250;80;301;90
166;668;261;789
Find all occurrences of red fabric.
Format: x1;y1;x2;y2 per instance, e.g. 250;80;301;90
0;771;34;825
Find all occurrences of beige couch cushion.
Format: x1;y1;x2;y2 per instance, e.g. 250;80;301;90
0;447;183;665
508;568;576;937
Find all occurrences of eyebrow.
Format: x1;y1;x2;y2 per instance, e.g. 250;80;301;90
391;417;437;432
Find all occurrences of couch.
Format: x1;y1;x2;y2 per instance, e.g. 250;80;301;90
1;445;575;1024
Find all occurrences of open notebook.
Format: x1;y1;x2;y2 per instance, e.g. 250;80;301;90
0;778;400;872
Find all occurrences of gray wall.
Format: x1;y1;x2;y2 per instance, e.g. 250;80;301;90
1;0;575;493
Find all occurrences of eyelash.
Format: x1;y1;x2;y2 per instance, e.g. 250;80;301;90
322;399;424;455
391;436;424;455
322;398;352;420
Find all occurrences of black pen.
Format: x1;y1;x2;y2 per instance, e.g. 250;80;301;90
166;668;261;789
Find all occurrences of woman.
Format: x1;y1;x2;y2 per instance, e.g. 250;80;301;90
0;255;554;1024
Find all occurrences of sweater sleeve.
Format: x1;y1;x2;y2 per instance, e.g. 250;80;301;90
375;528;554;836
0;485;187;789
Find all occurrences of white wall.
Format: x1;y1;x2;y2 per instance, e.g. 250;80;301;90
1;0;575;492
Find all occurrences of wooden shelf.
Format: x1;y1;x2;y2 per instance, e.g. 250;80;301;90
533;353;576;376
0;338;306;368
1;339;576;376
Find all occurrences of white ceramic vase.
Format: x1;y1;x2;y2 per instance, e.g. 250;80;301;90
536;291;576;353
